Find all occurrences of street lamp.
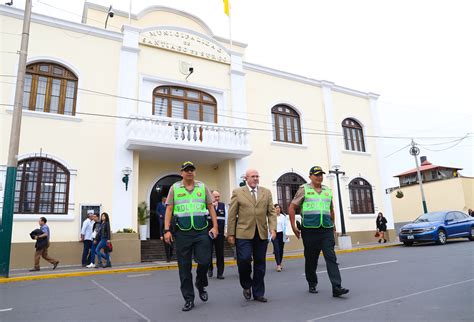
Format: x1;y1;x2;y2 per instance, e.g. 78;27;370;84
121;167;132;191
328;166;347;236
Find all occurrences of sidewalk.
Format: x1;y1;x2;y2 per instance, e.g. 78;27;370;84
1;241;400;283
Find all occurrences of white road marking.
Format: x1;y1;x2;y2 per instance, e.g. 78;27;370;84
126;273;152;278
302;260;399;275
307;278;474;321
0;308;13;312
92;280;151;322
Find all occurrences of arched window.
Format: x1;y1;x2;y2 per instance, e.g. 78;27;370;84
271;105;302;144
349;178;374;214
23;62;78;115
153;86;217;123
14;157;70;214
342;118;365;152
276;173;306;214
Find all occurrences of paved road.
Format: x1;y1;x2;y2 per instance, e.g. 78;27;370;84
1;240;473;321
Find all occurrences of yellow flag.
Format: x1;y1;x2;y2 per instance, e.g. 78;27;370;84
223;0;230;16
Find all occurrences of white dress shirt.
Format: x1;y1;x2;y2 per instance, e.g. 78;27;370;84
81;218;94;241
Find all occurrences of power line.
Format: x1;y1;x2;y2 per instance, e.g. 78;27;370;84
419;135;472;152
1;102;470;142
1;78;471;140
384;143;412;158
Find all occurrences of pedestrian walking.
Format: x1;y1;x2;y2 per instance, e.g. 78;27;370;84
163;161;219;312
80;210;95;267
157;196;173;262
271;204;289;272
227;168;277;303
95;212;112;268
86;213;101;268
376;212;388;243
29;217;59;271
208;190;226;279
289;166;349;297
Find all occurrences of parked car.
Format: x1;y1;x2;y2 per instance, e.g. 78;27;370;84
399;211;474;246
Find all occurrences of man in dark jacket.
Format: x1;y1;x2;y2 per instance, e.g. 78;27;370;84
208;190;226;279
29;217;59;271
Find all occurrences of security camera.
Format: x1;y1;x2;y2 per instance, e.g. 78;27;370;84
108;5;115;18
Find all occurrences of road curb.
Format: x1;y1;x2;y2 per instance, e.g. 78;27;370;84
0;243;399;284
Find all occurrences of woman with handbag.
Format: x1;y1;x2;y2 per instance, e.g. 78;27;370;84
271;204;289;272
376;212;388;243
95;212;112;268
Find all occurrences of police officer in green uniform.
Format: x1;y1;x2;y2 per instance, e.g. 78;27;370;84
164;161;219;312
289;166;349;297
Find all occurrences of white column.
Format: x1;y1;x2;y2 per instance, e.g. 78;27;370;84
368;93;395;230
321;81;342;225
230;53;249;185
111;25;140;232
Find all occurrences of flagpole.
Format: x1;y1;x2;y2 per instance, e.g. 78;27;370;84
228;1;233;117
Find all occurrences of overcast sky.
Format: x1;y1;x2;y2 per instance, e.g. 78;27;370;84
6;0;474;184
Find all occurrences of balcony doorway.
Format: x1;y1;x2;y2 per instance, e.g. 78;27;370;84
149;174;182;239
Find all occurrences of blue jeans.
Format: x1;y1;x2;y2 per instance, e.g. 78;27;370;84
96;239;110;264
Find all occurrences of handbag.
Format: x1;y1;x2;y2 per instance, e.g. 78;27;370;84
106;241;113;253
374;231;380;238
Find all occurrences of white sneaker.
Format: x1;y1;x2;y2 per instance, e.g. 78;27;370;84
86;263;95;268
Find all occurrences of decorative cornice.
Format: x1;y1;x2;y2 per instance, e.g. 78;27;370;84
243;62;322;87
1;5;122;42
83;2;215;36
214;35;248;48
243;62;378;99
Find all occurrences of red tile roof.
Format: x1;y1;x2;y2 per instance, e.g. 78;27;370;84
394;160;462;177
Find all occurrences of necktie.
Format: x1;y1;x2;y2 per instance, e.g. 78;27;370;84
251;189;257;202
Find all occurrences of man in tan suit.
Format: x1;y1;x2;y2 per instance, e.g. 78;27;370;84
227;169;276;302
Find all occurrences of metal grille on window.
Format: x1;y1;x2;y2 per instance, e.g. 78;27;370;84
14;157;70;215
348;178;374;214
276;173;307;214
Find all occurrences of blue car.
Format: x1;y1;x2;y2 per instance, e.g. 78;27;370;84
399;211;474;246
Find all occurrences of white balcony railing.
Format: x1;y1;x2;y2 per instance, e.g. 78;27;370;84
125;116;251;157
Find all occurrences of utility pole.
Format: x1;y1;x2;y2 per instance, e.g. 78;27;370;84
0;0;33;278
409;139;428;214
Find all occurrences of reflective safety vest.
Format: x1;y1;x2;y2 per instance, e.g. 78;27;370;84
173;182;209;231
301;184;334;228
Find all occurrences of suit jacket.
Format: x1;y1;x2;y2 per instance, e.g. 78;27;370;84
227;186;276;240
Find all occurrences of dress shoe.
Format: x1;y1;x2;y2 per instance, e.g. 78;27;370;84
243;288;251;300
53;261;59;270
309;286;318;294
208;270;213;277
216;275;225;280
195;283;208;302
29;268;40;272
333;287;349;297
182;301;194;312
254;296;268;303
105;262;112;268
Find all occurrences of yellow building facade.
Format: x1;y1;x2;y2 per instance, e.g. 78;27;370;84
1;3;394;266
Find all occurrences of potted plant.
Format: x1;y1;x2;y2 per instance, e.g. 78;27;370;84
137;201;150;241
396;190;404;199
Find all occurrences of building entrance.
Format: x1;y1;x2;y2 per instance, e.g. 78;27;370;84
149;175;182;239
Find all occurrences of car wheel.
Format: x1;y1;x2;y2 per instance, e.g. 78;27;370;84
468;227;474;241
403;241;413;246
435;230;447;245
